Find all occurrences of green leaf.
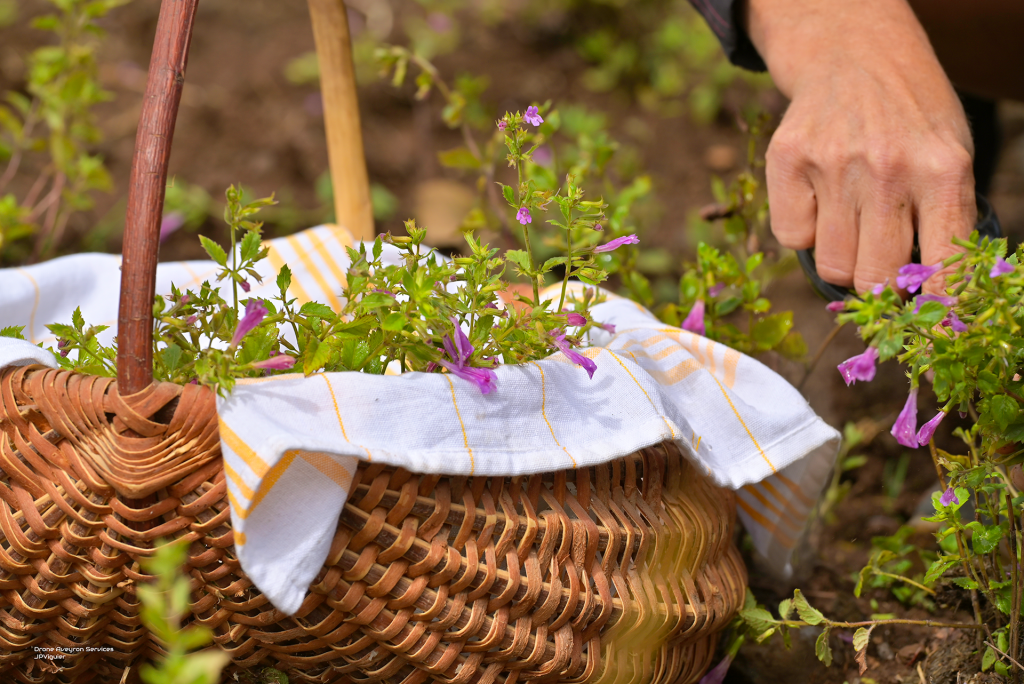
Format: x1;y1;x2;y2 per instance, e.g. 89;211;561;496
276;264;292;293
72;307;85;331
541;256;567;272
0;325;25;340
505;249;531;272
951;576;979;590
915;300;947;327
990;395;1019;431
332;316;377;340
852;627;871;653
923;556;959;585
739;606;775;634
778;599;793;620
240;230;263;263
381;312;407;331
299;302;336;319
438;147;480;170
751;312;793;350
745;253;763;274
792;589;825;625
199;235;228;266
161;344;182;376
359;292;397;309
501;184;515;206
303;337;332;376
815;628;832;667
982;645;997;672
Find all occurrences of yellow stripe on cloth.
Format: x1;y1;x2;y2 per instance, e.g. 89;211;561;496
223;461;255;500
320;375;373;461
264;241;312;305
445;375;475;475
737;495;796;549
285;233;343;312
218;419;270;478
708;374;776;473
606;350;677;439
529;362;578;468
307;229;348;290
299;451;354;490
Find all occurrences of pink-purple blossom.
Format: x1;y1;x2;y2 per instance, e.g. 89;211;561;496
871;280;888;295
596;322;616;333
240;279;251;293
593;234;640;254
524;106;544;126
916;411;945;445
186;315;198;325
682;299;706;336
896;263;941;293
826;301;845;312
593;223;603;232
941;311;968;333
698;654;734;684
231;299;268;347
439;317;497;394
991;257;1014;278
252;354;296;370
159;211;185;243
551;329;597;379
891;386;920;448
940;487;959;507
532;145;553;167
837;347;878;386
516;207;532;225
913;293;957;313
566;312;587;326
708;283;725;298
497;120;507;131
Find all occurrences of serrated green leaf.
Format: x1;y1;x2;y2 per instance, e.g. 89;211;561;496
161;344;182;376
240;230;263;263
815;629;832;667
923;556;959;585
852;627;871;653
199;235;228;266
951;576;979;590
990;395;1019;431
739;606;775;634
303;337;332;376
299;302;335;319
0;325;25;340
778;599;793;620
501;184;515;206
751;312;793;351
71;307;85;331
792;589;825;625
276;264;292;293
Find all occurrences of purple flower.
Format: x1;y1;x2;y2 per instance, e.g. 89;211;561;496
439;317;498;394
516;207;532;225
891;386;919;448
532;145;553;167
681;300;706;336
991;257;1014;278
698;654;734;684
252;355;296;370
497;120;507;131
941;311;968;333
231;299;268;347
916;411;945;445
826;301;845;313
837;347;879;386
597;322;616;333
593;223;604;232
913;293;957;313
185;315;198;325
551;329;597;379
708;283;725;298
566;312;587;326
896;263;941;293
240;279;251;293
940;487;959;507
593;234;640;254
180;294;191;304
524;105;544;127
159;211;186;243
371;288;395;296
871;280;888;295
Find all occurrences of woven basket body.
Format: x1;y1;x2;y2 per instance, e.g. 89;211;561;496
0;365;746;684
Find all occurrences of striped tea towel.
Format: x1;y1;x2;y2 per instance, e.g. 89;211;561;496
0;224;840;615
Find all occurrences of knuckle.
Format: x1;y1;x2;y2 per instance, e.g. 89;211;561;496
863;140;907;179
923;145;973;182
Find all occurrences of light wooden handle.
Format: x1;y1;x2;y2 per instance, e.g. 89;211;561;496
307;0;374;241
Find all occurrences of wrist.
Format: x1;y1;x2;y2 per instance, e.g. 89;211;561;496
745;0;939;97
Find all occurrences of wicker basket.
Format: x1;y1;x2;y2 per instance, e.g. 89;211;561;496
0;2;747;683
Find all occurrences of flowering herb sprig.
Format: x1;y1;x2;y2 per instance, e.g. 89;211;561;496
821;233;1024;675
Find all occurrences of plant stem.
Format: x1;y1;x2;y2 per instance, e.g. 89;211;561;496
872;571;935;596
1008;493;1021;682
798;322;844;392
559;236;572;312
988;640;1024;673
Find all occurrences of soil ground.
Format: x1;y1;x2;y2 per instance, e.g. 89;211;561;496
3;1;1024;682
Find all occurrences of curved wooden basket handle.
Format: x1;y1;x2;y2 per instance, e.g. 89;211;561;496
117;0;372;395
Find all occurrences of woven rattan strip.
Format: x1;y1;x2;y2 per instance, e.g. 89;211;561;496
0;365;746;684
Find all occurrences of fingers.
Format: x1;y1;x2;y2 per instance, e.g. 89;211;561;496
916;148;976;295
813;183;859;288
766;137;817;251
854;194;914;294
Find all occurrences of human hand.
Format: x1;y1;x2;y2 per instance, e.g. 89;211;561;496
746;0;976;295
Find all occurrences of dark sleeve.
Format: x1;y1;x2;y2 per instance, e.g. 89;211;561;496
689;0;767;72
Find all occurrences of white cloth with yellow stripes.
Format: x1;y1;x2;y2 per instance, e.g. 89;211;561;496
0;224;840;615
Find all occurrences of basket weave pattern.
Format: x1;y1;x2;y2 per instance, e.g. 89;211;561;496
0;364;745;684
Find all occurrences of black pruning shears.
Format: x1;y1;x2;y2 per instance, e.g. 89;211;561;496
798;192;1003;302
